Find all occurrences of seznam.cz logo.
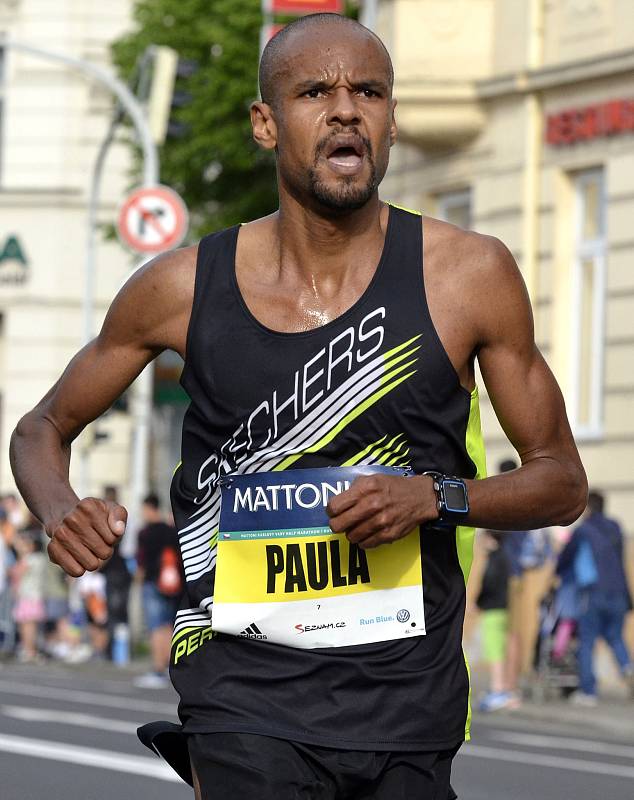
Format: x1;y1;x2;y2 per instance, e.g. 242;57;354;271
295;621;346;634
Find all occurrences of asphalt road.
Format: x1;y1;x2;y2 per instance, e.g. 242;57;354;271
0;660;632;799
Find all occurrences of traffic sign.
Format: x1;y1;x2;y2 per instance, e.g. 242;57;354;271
117;185;189;254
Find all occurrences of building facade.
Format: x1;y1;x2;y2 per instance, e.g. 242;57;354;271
0;0;137;503
380;0;634;532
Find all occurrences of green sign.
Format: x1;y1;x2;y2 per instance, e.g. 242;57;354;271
0;235;28;266
0;235;29;285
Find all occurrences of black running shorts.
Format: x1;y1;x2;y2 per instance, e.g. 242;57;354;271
188;732;460;800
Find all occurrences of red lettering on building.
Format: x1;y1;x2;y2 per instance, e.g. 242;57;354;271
546;100;634;146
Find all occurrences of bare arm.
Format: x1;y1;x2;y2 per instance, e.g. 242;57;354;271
463;235;587;528
328;235;587;547
10;246;197;575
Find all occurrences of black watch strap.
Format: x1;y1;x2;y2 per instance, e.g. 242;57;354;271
423;471;470;527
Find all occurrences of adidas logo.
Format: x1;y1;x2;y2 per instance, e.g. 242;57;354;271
238;623;267;640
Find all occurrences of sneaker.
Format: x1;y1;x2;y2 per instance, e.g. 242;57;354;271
134;671;170;689
64;644;93;664
478;691;513;713
569;691;598;707
503;691;522;710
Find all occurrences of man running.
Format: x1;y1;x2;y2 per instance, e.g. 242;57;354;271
10;13;587;799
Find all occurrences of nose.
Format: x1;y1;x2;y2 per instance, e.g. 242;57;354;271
327;87;361;127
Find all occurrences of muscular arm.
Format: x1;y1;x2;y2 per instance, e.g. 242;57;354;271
10;246;196;574
328;233;587;547
465;235;587;529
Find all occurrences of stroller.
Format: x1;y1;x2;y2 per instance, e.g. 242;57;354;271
531;582;579;702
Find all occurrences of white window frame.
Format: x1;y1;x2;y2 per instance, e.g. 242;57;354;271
569;168;606;440
437;189;472;229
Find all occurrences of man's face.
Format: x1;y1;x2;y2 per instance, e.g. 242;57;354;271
260;25;397;213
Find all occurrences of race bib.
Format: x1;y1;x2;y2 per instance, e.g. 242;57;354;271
213;466;425;649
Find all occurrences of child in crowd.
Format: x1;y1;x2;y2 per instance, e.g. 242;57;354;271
11;530;47;662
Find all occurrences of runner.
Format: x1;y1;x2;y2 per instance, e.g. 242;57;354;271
10;13;587;799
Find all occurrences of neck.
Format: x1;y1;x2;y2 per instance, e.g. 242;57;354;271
273;190;387;287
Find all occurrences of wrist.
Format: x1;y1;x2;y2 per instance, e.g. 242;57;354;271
42;491;81;537
412;475;442;526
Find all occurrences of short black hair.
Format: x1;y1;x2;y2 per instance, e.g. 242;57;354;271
258;12;394;107
498;458;518;473
587;490;604;514
143;492;160;510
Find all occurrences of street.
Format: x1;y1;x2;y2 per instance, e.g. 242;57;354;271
0;660;632;799
0;661;189;800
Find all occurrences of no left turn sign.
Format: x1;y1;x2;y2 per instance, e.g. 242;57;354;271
117;185;189;254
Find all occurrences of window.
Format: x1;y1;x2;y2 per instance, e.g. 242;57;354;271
437;189;471;230
570;169;606;438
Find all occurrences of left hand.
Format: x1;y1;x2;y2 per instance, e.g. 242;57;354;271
326;474;438;549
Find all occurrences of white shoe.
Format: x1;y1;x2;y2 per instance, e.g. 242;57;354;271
64;644;93;664
569;691;597;707
134;671;169;689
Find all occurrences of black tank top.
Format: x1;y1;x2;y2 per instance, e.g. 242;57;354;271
170;204;486;750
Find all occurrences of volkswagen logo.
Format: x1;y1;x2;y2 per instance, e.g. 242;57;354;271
396;609;410;623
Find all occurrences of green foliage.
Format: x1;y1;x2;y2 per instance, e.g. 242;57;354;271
112;0;278;238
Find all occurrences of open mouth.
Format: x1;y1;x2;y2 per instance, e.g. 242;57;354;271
324;136;366;171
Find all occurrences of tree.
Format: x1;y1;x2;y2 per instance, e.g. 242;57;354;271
112;0;278;238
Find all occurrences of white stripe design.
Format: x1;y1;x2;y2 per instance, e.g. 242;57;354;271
174;336;421;631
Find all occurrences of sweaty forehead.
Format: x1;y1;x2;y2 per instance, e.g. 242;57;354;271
274;25;392;92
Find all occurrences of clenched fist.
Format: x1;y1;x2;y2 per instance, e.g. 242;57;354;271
46;497;127;576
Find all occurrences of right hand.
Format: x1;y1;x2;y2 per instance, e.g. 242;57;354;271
47;498;127;577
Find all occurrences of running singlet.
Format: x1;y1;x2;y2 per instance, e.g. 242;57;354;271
170;204;486;750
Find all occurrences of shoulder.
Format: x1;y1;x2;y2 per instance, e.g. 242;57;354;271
422;216;520;290
125;244;199;303
99;244;199;355
422;216;529;344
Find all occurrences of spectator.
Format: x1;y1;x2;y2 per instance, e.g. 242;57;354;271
476;531;516;711
99;486;132;661
43;557;72;660
557;490;634;705
0;508;17;656
76;569;109;661
498;458;554;700
135;493;184;689
2;492;25;530
101;537;132;661
12;528;47;662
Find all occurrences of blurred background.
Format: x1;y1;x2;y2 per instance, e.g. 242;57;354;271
0;1;633;799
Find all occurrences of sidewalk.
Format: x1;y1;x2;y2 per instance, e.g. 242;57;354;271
470;663;634;738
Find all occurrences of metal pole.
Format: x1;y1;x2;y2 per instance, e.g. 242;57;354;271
3;39;159;522
79;109;124;497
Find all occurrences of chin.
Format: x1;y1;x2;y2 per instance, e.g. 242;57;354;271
309;173;377;213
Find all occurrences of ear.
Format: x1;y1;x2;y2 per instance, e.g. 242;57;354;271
389;98;398;147
251;101;278;150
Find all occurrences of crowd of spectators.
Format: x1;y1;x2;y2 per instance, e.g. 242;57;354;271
475;460;634;711
0;489;183;679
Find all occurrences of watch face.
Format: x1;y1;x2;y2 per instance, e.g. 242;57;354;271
443;481;468;513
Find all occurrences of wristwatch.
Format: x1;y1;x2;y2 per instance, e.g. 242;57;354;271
422;471;470;527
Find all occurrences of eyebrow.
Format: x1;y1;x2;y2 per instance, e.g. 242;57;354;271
292;78;389;94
